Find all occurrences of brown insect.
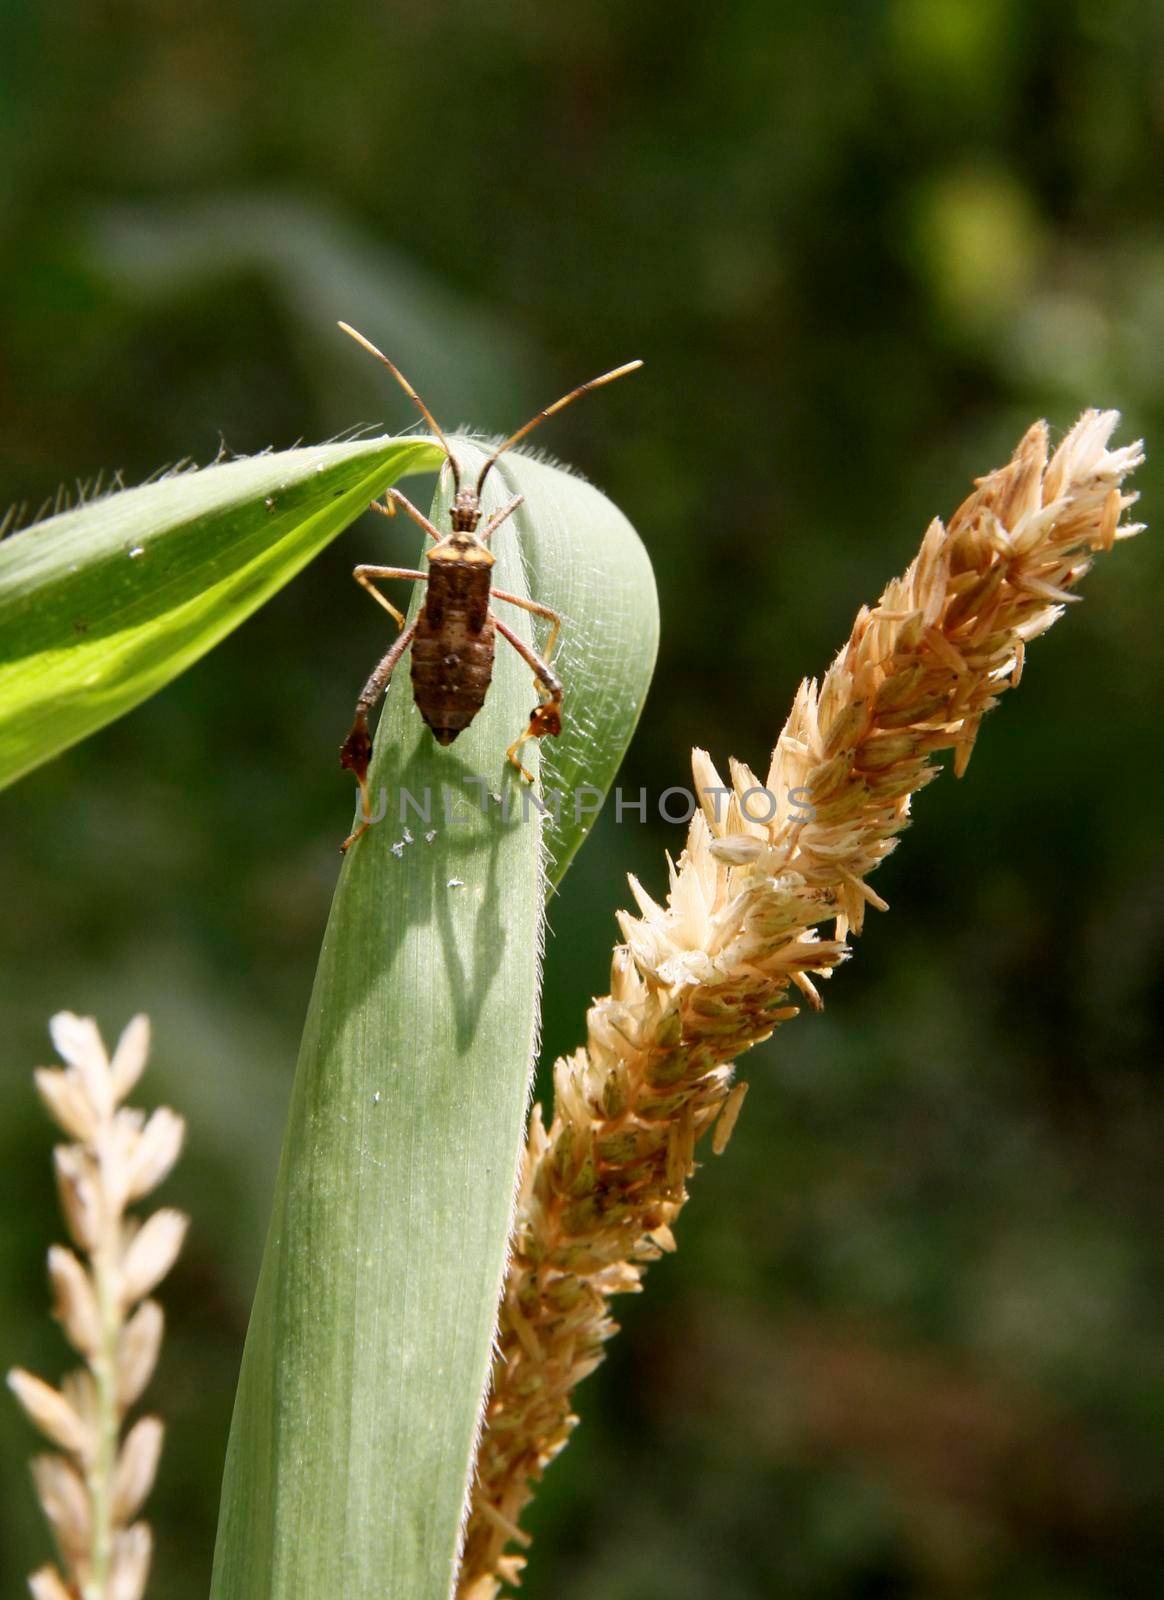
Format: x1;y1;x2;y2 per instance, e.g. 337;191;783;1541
336;321;641;849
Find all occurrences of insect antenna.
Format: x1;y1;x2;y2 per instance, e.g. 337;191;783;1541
337;322;462;493
475;359;643;494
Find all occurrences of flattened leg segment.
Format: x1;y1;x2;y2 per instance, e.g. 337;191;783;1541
493;613;563;782
506;698;563;783
340;713;374;788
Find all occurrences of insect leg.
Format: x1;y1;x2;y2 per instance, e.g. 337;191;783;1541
493;613;563;783
340;616;419;851
353;565;427;631
477;493;525;543
492;588;561;663
369;488;443;542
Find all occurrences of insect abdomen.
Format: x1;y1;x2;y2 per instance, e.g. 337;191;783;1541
411;563;495;744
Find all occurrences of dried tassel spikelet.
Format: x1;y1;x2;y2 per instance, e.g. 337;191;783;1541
7;1013;186;1600
29;1566;76;1600
456;410;1145;1596
116;1303;166;1412
46;1248;102;1360
111;1418;165;1525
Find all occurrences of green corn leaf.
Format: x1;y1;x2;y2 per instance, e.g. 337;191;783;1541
0;436;443;790
211;440;656;1600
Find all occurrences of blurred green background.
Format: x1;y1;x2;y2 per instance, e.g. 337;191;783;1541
2;1;1162;1595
